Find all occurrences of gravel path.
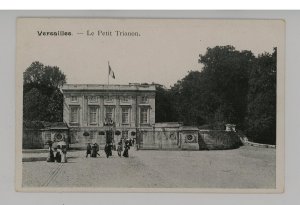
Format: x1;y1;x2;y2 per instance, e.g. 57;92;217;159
22;146;276;188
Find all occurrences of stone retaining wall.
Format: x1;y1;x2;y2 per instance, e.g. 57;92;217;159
138;129;242;150
199;130;242;150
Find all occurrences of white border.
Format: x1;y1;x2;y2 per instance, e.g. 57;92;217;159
1;10;299;205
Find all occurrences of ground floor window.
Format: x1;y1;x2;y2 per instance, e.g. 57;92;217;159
122;131;128;139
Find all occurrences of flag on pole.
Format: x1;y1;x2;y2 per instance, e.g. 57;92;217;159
108;63;115;79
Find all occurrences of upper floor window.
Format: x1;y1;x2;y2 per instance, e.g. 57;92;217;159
89;106;97;124
70;106;79;123
122;107;130;124
140;107;148;124
105;106;114;122
71;96;78;102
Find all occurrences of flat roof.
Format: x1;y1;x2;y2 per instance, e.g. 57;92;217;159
61;84;156;92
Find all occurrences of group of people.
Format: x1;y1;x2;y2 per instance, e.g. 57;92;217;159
117;139;131;158
46;141;67;163
86;138;134;159
46;138;135;162
86;143;100;158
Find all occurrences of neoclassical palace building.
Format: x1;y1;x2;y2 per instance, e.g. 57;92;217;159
61;83;156;148
23;83;240;150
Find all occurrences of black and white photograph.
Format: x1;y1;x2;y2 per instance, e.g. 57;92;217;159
15;18;284;192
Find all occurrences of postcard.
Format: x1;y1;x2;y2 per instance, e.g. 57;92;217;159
16;18;285;192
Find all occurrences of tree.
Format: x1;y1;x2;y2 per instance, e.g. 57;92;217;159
23;88;49;121
23;61;66;93
155;84;177;122
245;48;277;144
198;46;255;127
170;71;206;125
23;61;66;122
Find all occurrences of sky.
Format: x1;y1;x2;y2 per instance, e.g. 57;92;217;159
17;18;284;88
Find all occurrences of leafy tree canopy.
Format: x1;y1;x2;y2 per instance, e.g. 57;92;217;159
23;61;66;94
23;61;66;122
245;48;277;144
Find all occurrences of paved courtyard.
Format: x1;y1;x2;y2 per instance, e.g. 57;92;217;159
22;145;276;189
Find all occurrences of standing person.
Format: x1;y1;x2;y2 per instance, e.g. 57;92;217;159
46;141;55;162
91;143;97;158
55;146;62;163
123;139;130;158
113;143;116;151
61;144;67;163
109;143;113;156
129;138;133;147
104;143;112;158
86;143;92;158
132;138;135;146
117;141;123;157
95;143;100;157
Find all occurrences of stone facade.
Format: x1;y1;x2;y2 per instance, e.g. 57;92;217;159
61;84;156;149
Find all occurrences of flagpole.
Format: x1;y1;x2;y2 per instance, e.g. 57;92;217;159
108;61;109;85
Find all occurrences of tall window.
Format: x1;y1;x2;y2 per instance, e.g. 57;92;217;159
90;131;96;140
122;107;129;124
122;131;128;139
70;106;79;123
140;107;148;124
89;106;97;124
105;107;114;121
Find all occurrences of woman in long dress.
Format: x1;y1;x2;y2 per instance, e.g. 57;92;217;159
123;140;130;158
46;141;55;162
61;146;67;163
59;142;67;163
